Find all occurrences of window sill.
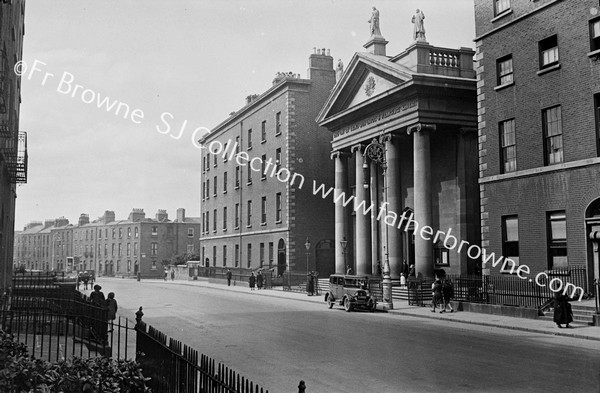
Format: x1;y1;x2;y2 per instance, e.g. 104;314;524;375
275;220;282;224
587;48;600;60
261;176;266;181
246;225;252;229
261;139;266;144
247;146;253;151
275;131;281;136
247;181;252;186
235;185;240;190
234;226;239;230
223;190;227;194
537;63;561;76
260;222;267;226
494;81;514;91
213;194;217;198
212;230;217;233
491;9;512;23
222;229;227;232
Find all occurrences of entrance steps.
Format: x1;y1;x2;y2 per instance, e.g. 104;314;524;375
539;303;598;325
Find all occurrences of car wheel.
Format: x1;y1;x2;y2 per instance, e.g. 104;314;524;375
344;297;352;312
327;296;334;309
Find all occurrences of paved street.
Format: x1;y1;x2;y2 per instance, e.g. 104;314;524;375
90;278;600;393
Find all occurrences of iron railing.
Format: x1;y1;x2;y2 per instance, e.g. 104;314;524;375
135;319;269;393
407;266;588;309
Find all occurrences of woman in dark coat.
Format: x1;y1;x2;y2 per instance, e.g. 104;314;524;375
256;272;263;290
553;294;573;328
248;273;256;291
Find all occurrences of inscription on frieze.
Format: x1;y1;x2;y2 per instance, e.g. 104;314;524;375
333;100;418;138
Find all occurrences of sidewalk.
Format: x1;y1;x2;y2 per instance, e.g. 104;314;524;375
106;277;600;342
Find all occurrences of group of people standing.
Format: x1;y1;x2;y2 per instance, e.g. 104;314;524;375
431;276;454;313
248;271;264;290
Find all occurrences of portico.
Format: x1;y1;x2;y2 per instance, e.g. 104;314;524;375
317;33;480;279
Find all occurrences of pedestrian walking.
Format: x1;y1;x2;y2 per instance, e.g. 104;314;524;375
76;275;81;290
431;277;443;312
400;273;406;288
106;292;118;322
307;273;315;296
83;274;89;290
171;269;175;281
89;284;106;307
440;278;454;313
249;272;256;290
164;269;168;281
553;293;573;328
256;271;263;290
226;269;232;286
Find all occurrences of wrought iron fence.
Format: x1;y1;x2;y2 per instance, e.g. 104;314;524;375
135;319;269;393
407;266;588;309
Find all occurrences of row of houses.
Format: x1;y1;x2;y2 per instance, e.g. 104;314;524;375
198;1;600;292
0;0;27;293
14;208;201;279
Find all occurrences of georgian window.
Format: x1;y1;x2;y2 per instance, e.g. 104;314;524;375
539;35;559;69
499;119;516;173
543;106;563;165
275;112;282;135
235;203;240;229
495;0;510;16
261;120;267;142
247;128;253;150
247;200;252;227
261;196;267;225
276;192;282;222
590;18;600;52
547;211;567;269
501;216;519;273
496;55;513;86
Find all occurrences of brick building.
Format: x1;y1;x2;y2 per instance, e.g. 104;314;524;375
475;0;600;287
317;19;479;278
199;50;336;277
14;208;200;279
0;0;28;292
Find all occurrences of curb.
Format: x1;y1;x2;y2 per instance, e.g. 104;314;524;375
388;309;600;341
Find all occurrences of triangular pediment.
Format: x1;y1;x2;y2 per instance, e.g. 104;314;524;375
317;52;414;124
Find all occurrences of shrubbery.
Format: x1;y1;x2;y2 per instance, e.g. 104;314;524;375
0;329;151;392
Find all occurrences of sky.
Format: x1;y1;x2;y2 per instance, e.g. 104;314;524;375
15;0;476;229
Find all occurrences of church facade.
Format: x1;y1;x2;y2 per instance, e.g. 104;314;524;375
317;17;480;279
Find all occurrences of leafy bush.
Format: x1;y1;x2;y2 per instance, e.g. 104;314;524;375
0;330;151;392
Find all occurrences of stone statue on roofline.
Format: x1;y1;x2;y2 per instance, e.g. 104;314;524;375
412;9;426;42
368;6;382;37
336;59;344;82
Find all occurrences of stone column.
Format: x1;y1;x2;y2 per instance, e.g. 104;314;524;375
408;123;435;278
384;134;402;279
352;144;371;275
370;160;379;275
332;151;348;274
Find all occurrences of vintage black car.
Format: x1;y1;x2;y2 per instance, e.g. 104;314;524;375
324;274;377;312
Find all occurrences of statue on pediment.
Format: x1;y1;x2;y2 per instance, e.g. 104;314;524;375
368;7;382;37
412;9;426;42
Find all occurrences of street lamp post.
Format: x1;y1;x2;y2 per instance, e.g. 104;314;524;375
340;237;348;273
305;237;311;294
363;135;393;310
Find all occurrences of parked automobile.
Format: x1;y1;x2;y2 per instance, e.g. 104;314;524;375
324;274;377;312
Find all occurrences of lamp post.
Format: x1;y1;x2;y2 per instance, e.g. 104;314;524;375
340;237;348;273
304;237;311;276
363;135;393;310
305;237;311;295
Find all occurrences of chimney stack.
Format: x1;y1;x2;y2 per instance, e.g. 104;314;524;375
176;208;186;222
128;208;145;222
307;47;335;81
156;209;168;222
78;214;90;226
104;210;116;223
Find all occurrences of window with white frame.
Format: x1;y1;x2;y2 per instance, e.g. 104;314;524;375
543;105;563;165
539;35;559;69
500;119;516;173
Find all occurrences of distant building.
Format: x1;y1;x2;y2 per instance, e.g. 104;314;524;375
0;0;28;292
199;49;337;276
317;23;478;278
14;208;200;279
474;0;600;288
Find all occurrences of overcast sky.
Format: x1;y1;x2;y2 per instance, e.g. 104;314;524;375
15;0;475;229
